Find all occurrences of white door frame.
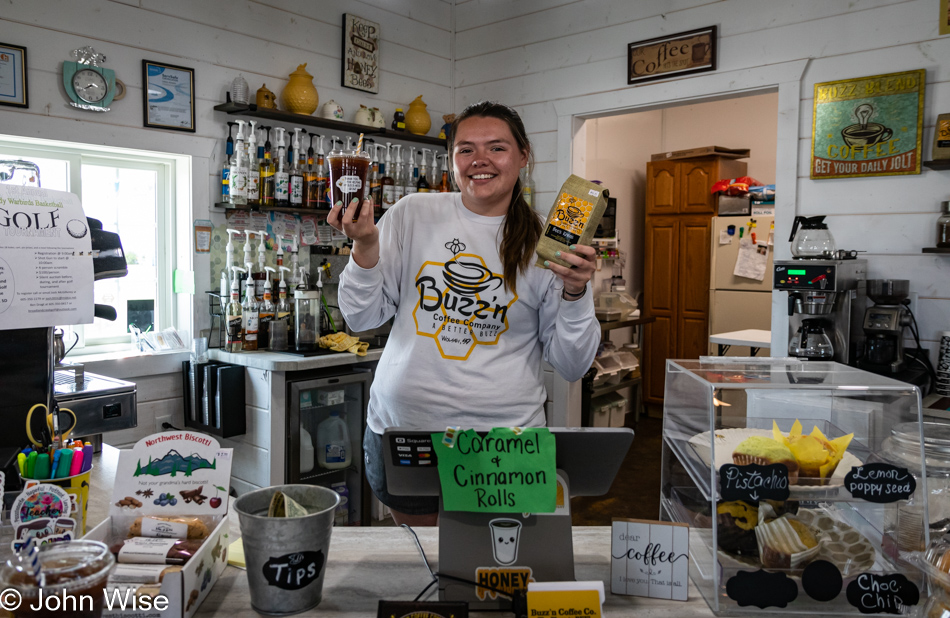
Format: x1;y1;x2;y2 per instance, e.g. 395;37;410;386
548;59;808;423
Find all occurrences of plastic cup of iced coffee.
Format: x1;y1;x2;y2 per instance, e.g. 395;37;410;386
327;148;371;221
0;540;115;618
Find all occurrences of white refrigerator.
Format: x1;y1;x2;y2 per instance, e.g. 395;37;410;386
708;215;774;356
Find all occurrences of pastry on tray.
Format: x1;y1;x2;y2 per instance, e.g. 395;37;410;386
773;420;853;485
716;501;759;557
755;504;822;571
732;436;800;484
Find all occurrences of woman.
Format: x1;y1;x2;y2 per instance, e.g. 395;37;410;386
327;101;599;526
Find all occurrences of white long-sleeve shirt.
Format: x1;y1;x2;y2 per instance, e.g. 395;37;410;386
338;192;599;433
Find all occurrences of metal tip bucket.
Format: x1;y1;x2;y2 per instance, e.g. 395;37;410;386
233;485;341;616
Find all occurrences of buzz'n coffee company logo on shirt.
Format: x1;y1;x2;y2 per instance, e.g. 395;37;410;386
412;238;517;360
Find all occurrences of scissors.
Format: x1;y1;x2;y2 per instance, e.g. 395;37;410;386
26;403;77;449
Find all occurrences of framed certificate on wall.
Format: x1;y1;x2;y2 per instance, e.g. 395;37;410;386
0;42;28;108
143;60;195;132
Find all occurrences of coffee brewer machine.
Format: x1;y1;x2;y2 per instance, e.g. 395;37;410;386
774;259;868;364
859;279;911;374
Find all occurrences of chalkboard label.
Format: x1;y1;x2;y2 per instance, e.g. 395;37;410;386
844;464;916;503
263;550;325;590
846;573;919;614
726;569;798;608
720;463;790;502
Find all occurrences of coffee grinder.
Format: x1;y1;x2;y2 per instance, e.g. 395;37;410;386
773;259;868;365
859;279;911;374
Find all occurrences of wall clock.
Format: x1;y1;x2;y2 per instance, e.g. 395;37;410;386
63;46;117;112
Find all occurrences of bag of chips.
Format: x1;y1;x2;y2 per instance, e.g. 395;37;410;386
536;175;610;269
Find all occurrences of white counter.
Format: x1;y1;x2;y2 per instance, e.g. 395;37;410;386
199;526;717;617
209;347;383;371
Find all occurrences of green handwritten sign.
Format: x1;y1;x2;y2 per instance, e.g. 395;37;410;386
431;427;556;513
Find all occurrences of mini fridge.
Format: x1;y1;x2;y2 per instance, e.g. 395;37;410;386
287;368;372;526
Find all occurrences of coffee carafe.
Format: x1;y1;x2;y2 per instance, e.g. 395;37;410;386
790;215;836;258
789;318;835;360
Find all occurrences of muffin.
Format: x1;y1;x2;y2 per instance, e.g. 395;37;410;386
732;436;800;484
716;501;759;556
755;512;821;571
772;420;854;484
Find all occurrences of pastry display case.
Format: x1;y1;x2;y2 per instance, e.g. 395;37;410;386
660;358;929;615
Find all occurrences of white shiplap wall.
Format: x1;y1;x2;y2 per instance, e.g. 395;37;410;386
455;0;950;360
0;0;452;443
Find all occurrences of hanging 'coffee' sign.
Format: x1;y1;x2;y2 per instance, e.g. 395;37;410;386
844;463;916;503
627;26;717;85
719;463;790;502
263;550;325;590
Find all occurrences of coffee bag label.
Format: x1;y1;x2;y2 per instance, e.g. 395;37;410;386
141;517;189;539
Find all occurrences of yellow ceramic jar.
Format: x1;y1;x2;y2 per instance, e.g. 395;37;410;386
256;84;277;109
281;64;318;115
406;96;431;135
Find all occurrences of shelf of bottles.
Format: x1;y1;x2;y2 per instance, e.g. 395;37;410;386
214;102;448;148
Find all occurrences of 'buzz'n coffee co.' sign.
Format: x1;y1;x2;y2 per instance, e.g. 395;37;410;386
627;26;717;85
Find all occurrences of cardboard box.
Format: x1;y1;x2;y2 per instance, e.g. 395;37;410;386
86;431;234;618
717;195;751;216
651;145;750;161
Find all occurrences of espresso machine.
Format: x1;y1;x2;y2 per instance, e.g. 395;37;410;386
774;259;868;364
859;279;911;374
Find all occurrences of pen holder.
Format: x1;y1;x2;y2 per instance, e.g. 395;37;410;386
18;466;93;535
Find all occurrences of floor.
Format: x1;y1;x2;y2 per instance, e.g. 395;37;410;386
570;415;662;526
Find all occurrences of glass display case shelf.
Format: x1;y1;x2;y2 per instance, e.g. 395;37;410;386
660;358;928;616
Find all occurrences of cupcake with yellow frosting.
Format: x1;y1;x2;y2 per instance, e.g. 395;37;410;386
773;420;853;485
732;436;800;484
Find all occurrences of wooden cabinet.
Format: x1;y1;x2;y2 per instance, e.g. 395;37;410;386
642;156;747;406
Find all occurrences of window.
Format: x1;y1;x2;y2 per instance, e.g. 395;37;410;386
0;136;189;352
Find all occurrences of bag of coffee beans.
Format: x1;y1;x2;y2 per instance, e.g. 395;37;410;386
536;175;609;269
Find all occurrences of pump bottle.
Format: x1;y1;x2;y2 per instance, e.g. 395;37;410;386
381;143;395;211
259;266;276;349
405;149;419;195
417;148;431;193
247;120;260;206
521;167;534;208
369;142;382;217
259;126;275;206
242;262;260;351
274;128;290;206
229;120;248;205
221;121;237;203
226;267;245;352
240;230;255;298
304;133;318;209
438;154;451;192
254;230;268;299
315;134;329;210
277;266;294;346
392;145;406;202
289;128;304;207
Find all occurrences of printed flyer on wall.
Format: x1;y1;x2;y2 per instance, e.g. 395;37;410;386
0;185;94;330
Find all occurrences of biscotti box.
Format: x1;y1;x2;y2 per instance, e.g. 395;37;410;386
651;358;929;615
86;431;233;618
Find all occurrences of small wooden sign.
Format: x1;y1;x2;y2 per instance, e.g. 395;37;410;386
610;519;689;600
627;26;717;85
342;14;379;94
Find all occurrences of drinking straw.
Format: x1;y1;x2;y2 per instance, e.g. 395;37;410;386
356;133;364;153
22;538;41;584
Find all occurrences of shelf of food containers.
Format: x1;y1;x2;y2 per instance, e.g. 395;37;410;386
660;358;932;615
213;102;448;147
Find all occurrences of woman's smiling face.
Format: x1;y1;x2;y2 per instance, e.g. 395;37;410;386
452;116;528;216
